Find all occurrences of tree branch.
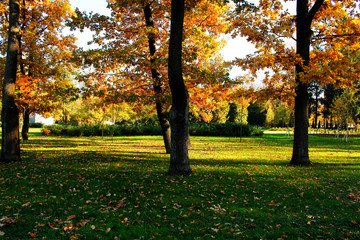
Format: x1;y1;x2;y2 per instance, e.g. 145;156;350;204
307;0;325;24
313;33;360;40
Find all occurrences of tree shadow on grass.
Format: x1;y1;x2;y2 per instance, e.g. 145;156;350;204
19;135;360;172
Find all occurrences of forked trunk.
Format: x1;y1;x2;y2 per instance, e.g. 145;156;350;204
1;0;21;162
144;3;171;154
167;0;192;176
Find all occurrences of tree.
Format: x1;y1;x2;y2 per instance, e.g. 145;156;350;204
247;102;266;127
322;84;342;128
229;0;360;165
167;0;191;176
0;0;77;140
1;0;21;162
69;0;231;153
308;81;323;128
331;88;359;141
290;0;324;165
144;2;171;153
226;101;248;124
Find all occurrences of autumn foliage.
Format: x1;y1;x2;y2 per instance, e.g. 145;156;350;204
0;0;77;115
70;0;232;122
229;0;360;98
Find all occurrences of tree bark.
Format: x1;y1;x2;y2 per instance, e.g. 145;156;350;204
22;108;30;141
1;0;21;162
167;0;192;176
144;3;171;154
290;0;324;165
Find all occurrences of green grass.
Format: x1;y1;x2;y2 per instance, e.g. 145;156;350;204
0;132;359;239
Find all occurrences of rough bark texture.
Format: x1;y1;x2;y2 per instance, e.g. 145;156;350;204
1;0;21;162
22;108;30;141
167;0;192;176
291;0;324;165
144;3;171;154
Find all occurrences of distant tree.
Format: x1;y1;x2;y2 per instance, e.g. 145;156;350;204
322;84;342;128
247;102;266;127
272;100;292;128
331;88;359;141
308;81;323;128
226;102;238;123
1;0;21;162
226;102;248;124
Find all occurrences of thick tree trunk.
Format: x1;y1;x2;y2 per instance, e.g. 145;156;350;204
22;108;30;141
167;0;192;176
144;3;171;154
1;0;21;162
291;82;310;165
291;0;324;165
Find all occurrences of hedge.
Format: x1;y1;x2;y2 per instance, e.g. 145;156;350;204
42;123;263;137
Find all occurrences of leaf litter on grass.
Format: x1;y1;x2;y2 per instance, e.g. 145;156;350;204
0;134;360;239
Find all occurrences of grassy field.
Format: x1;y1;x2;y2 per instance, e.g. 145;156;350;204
0;131;359;239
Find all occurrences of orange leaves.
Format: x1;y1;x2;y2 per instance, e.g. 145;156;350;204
0;0;78;116
229;0;360;103
74;0;231;119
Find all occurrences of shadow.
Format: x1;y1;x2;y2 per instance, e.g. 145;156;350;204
15;134;360;173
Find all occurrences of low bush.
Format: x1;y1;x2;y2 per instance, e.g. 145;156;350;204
29;122;44;128
42;123;263;137
190;122;263;137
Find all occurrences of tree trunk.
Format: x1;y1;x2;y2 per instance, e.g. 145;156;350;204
167;0;192;176
22;108;30;141
144;3;171;154
314;89;318;128
1;0;21;162
290;0;324;165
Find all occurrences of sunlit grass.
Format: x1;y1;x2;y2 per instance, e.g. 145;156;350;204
0;133;359;239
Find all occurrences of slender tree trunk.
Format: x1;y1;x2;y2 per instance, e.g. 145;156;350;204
290;0;324;165
167;0;192;176
1;0;21;162
144;3;171;154
314;90;318;128
21;108;30;141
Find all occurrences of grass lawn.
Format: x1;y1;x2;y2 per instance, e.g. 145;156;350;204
0;132;359;239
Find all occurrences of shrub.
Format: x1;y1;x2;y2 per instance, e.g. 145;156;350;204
67;126;83;137
41;122;263;137
43;125;67;136
30;122;44;128
189;122;263;137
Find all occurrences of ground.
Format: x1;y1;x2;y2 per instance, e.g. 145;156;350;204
0;130;359;239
